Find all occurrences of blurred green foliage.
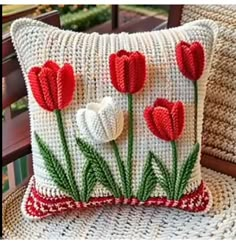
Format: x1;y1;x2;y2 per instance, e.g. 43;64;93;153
2;166;9;193
2;156;29;195
3;5;168;34
33;4;96;16
14;156;28;186
120;5;169;16
61;5;111;31
3;5;36;15
10;97;28;117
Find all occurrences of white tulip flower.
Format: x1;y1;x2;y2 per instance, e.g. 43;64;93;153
76;97;124;144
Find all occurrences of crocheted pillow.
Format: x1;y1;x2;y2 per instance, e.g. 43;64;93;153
11;18;218;219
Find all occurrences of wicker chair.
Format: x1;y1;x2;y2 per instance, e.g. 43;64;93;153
2;5;236;239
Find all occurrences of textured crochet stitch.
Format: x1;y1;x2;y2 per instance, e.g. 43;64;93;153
180;5;236;164
10;18;218;219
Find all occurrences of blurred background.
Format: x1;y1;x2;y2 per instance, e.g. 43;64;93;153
3;5;169;33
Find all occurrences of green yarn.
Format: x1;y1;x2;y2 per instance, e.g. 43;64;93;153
137;151;157;201
34;132;73;197
34;90;199;203
147;143;199;200
194;82;198;143
175;142;200;199
54;110;80;201
151;151;172;199
110;140;128;197
171;141;178;199
81;160;97;202
76;137;121;198
126;93;134;198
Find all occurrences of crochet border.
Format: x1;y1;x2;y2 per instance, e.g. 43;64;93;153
21;176;212;219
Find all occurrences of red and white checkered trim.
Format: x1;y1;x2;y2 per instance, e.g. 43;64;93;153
21;177;212;219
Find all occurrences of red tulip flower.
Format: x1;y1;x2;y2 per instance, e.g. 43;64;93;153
144;98;185;142
29;60;80;200
175;41;205;82
109;50;146;94
176;41;204;143
109;49;146;198
28;60;75;112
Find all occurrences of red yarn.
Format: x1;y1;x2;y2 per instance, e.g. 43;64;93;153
176;41;205;81
109;50;146;94
28;60;75;112
144;98;185;142
24;179;210;218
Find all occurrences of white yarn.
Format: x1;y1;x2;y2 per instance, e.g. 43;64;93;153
10;18;218;200
76;97;124;144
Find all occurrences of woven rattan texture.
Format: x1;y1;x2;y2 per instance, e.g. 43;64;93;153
181;5;236;163
3;168;236;239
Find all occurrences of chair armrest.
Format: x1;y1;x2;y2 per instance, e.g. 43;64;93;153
2;111;31;166
201;153;236;178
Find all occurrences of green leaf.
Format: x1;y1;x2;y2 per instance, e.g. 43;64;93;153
156;177;170;194
76;137;122;198
35;132;73;197
175;143;200;200
81;160;97;202
54;110;80;201
137;152;157;201
110;140;128;198
151;151;172;198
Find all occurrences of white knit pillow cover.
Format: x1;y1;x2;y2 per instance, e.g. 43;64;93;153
11;18;218;219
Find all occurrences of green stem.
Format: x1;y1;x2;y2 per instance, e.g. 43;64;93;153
171;140;178;199
127;93;134;198
194;81;198;143
110;140;127;197
54;109;80;201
